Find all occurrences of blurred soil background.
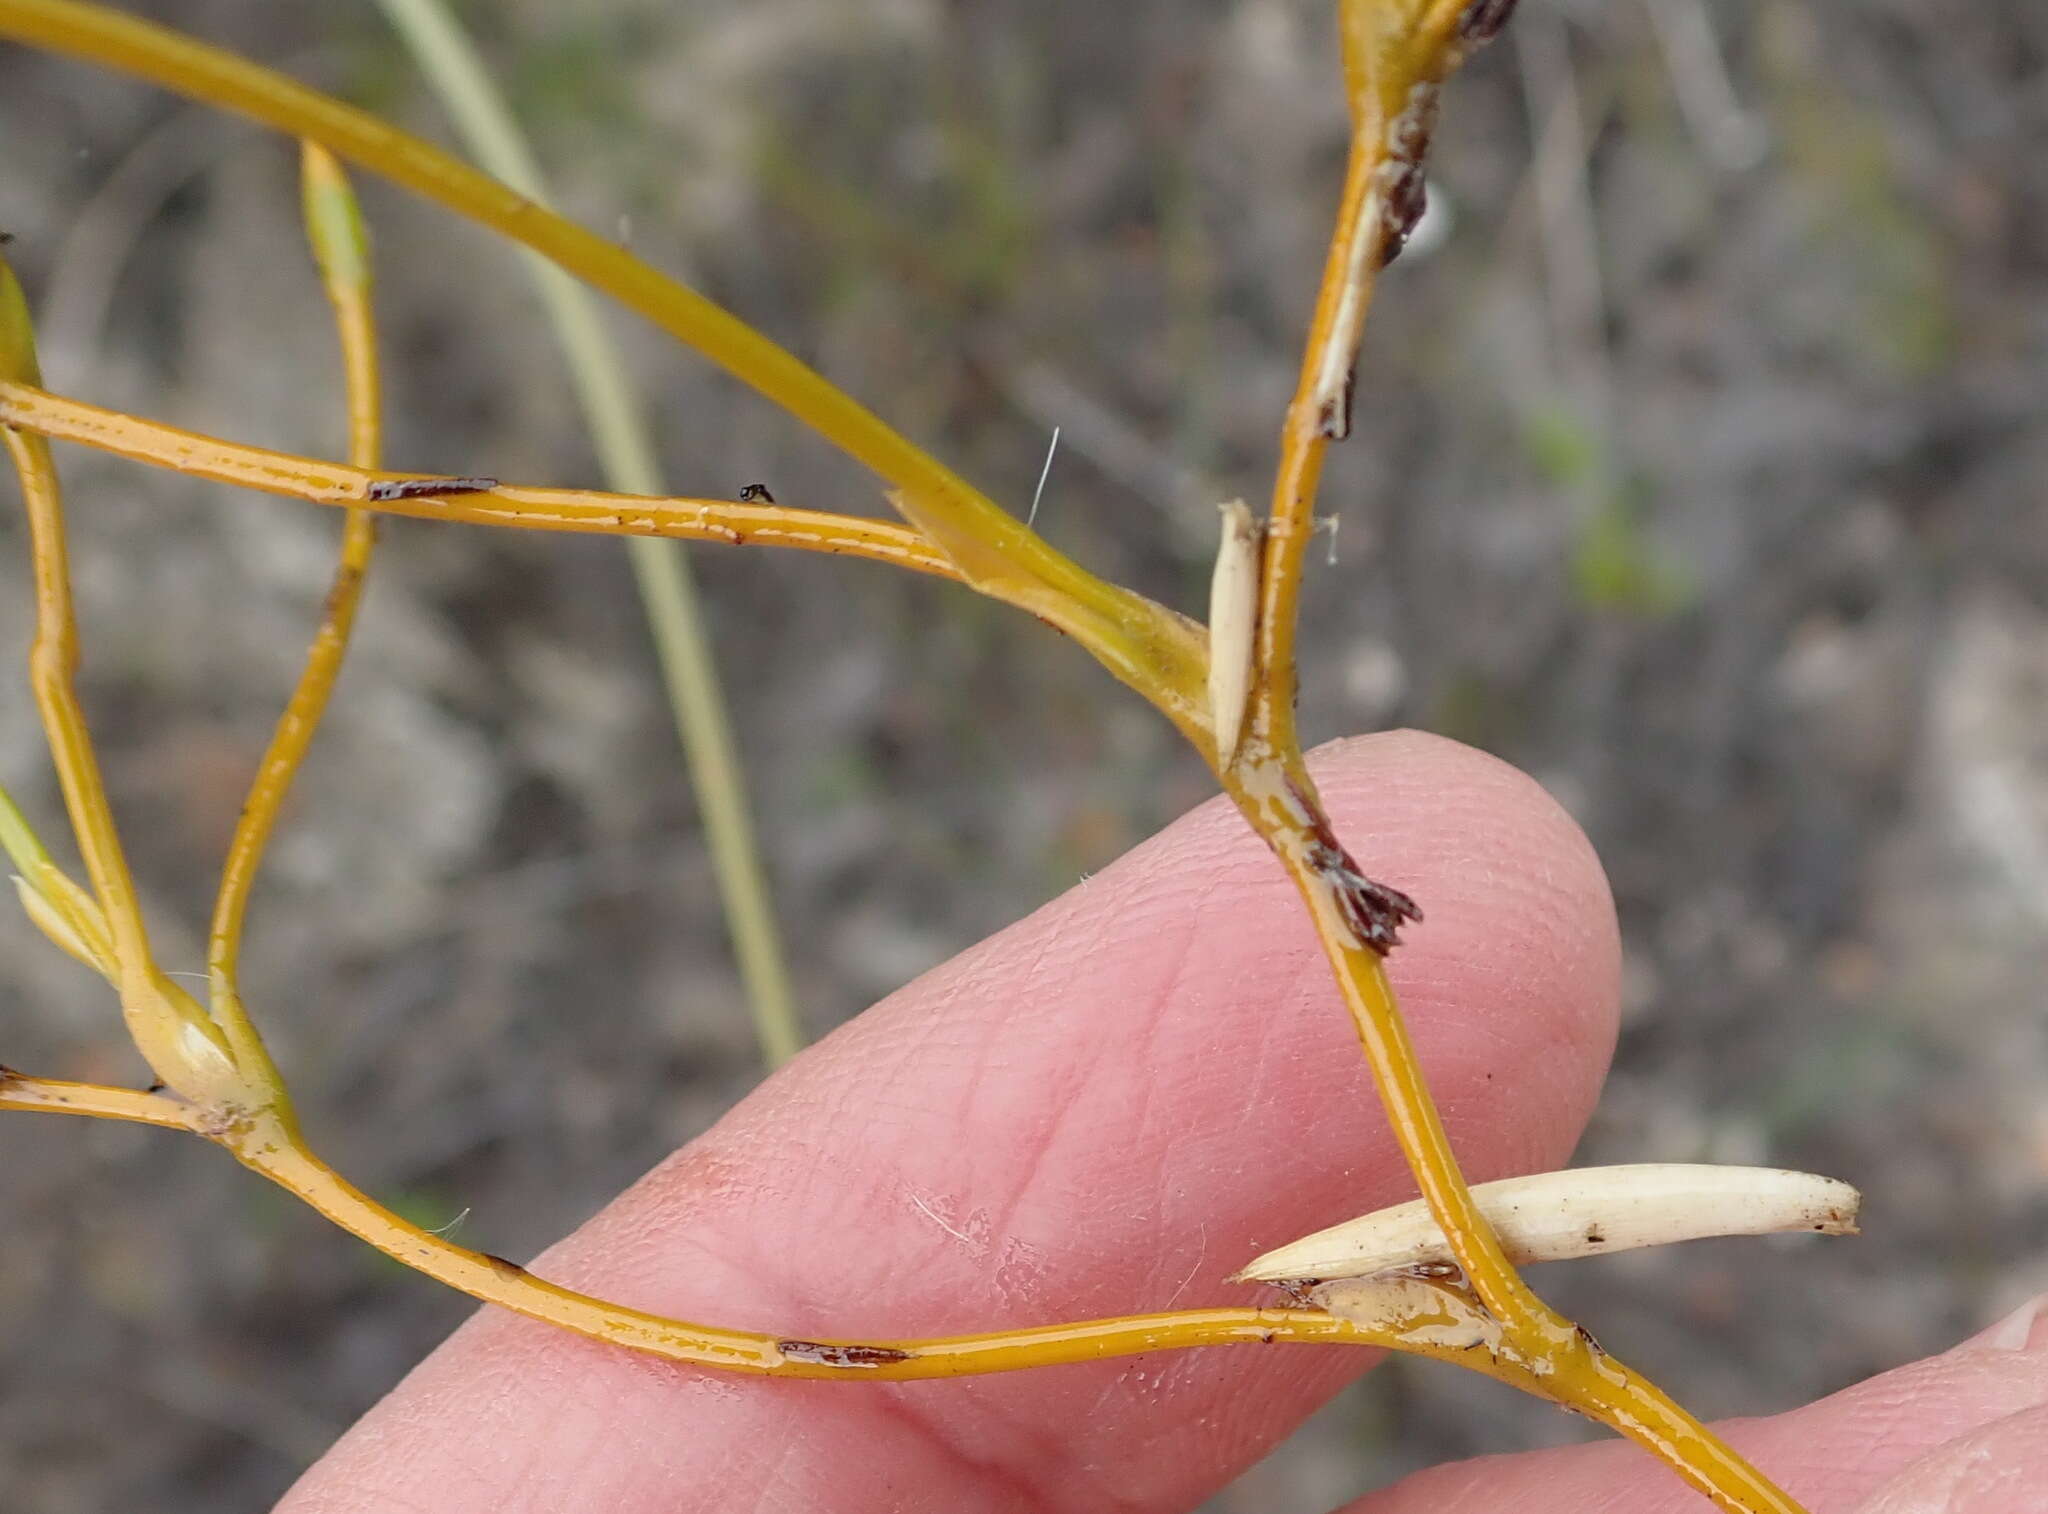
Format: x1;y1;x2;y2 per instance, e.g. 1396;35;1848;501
2;0;2047;1507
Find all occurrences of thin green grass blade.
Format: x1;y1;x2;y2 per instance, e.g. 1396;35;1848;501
371;0;802;1067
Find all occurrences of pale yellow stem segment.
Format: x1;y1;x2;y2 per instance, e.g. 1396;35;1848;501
0;382;960;579
2;253;241;1104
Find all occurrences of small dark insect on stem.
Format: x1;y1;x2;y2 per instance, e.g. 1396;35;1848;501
363;475;497;502
737;482;775;504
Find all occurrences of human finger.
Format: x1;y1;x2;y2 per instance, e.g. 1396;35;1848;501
280;731;1621;1514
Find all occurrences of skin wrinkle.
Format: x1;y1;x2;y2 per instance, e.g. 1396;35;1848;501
1110;908;1197;1142
1006;859;1080;1018
745;1434;806;1514
942;890;1150;1272
970;871;1205;1300
1219;996;1288;1151
1849;1379;1934;1482
1856;1403;2048;1513
930;1399;1063;1514
700;1382;1021;1514
972;966;1140;1285
1133;942;1335;1285
376;1356;558;1509
965;1077;1080;1307
930;1356;1103;1499
853;1388;1057;1514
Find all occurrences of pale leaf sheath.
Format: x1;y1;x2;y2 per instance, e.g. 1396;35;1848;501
1234;1164;1861;1284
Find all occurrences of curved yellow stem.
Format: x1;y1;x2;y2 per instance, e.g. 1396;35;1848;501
3;412;241;1104
205;142;383;1106
0;0;1211;732
0;381;961;579
225;1113;1568;1387
0;1070;203;1131
1205;4;1810;1508
0;0;969;510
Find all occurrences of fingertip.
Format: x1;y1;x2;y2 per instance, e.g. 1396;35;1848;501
279;728;1631;1514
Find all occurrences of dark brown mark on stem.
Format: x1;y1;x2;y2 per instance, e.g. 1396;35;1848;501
1318;369;1357;440
321;563;363;619
1377;85;1441;270
365;476;497;502
1378;163;1429;268
776;1339;915;1369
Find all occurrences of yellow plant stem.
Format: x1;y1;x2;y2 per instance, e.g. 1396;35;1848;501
205;142;382;1105
3;420;242;1102
0;0;1205;731
1200;5;1808;1509
0;1;1031;577
0;1063;1854;1511
0;1070;204;1131
3;429;140;962
0;1065;1543;1388
0;1063;1842;1512
241;1122;1412;1381
0;373;1213;737
0;381;961;580
1241;0;1545;1343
